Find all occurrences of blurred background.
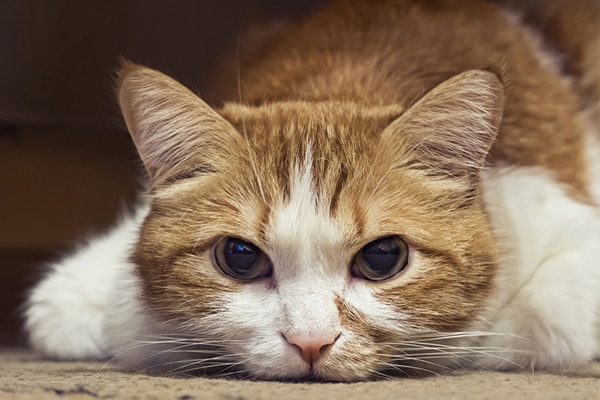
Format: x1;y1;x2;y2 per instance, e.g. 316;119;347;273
0;0;328;346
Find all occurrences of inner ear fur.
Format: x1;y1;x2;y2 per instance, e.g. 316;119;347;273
381;69;505;187
118;61;242;186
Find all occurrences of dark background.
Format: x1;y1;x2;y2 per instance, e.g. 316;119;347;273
0;0;328;345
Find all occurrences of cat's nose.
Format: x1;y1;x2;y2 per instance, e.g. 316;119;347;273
283;333;340;365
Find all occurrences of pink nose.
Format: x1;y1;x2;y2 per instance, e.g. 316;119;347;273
284;333;339;365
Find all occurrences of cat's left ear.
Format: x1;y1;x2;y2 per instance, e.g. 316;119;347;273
381;70;504;188
118;61;241;187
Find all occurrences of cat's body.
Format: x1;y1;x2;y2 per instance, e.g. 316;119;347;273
24;0;600;381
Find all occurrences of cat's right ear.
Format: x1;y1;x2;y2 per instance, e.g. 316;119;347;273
118;61;241;186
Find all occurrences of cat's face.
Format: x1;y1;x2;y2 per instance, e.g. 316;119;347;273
119;63;503;381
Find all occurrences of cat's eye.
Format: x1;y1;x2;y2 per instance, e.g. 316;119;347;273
213;237;272;280
353;236;409;281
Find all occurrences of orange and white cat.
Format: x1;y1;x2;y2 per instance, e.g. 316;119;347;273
25;0;600;381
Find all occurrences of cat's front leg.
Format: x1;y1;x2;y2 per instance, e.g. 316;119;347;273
24;205;149;360
480;167;600;370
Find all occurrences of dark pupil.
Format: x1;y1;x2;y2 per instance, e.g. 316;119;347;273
362;238;400;272
224;239;259;273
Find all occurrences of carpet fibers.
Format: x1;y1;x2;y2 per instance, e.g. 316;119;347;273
1;349;599;399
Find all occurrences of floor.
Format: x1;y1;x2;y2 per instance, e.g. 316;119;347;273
1;349;599;400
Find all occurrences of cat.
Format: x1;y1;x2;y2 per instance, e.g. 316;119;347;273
24;0;600;381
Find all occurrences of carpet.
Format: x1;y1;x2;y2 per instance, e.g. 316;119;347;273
1;349;599;399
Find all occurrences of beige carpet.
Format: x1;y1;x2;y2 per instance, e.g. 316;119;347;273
1;348;599;400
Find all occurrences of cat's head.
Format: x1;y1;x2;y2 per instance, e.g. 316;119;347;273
118;62;504;381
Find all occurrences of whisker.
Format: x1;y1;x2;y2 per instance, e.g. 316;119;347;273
100;328;532;380
97;332;247;378
380;361;443;376
410;331;531;343
158;358;244;376
373;329;534;376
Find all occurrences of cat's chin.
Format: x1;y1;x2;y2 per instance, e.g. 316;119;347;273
242;358;445;382
248;366;374;383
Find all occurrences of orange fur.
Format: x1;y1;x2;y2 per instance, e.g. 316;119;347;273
114;0;599;379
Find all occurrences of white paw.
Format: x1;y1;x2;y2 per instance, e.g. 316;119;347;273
24;207;148;360
25;257;111;360
482;167;600;370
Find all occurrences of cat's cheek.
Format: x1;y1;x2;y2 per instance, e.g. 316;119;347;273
343;282;411;332
209;285;313;379
244;341;312;380
314;333;383;381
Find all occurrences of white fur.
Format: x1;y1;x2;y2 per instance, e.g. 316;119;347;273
25;205;149;360
479;164;600;369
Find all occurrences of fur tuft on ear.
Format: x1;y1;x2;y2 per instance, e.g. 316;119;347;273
118;61;240;186
382;70;504;188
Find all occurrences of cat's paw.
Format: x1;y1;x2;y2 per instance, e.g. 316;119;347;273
24;208;147;360
24;255;113;360
482;167;600;370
